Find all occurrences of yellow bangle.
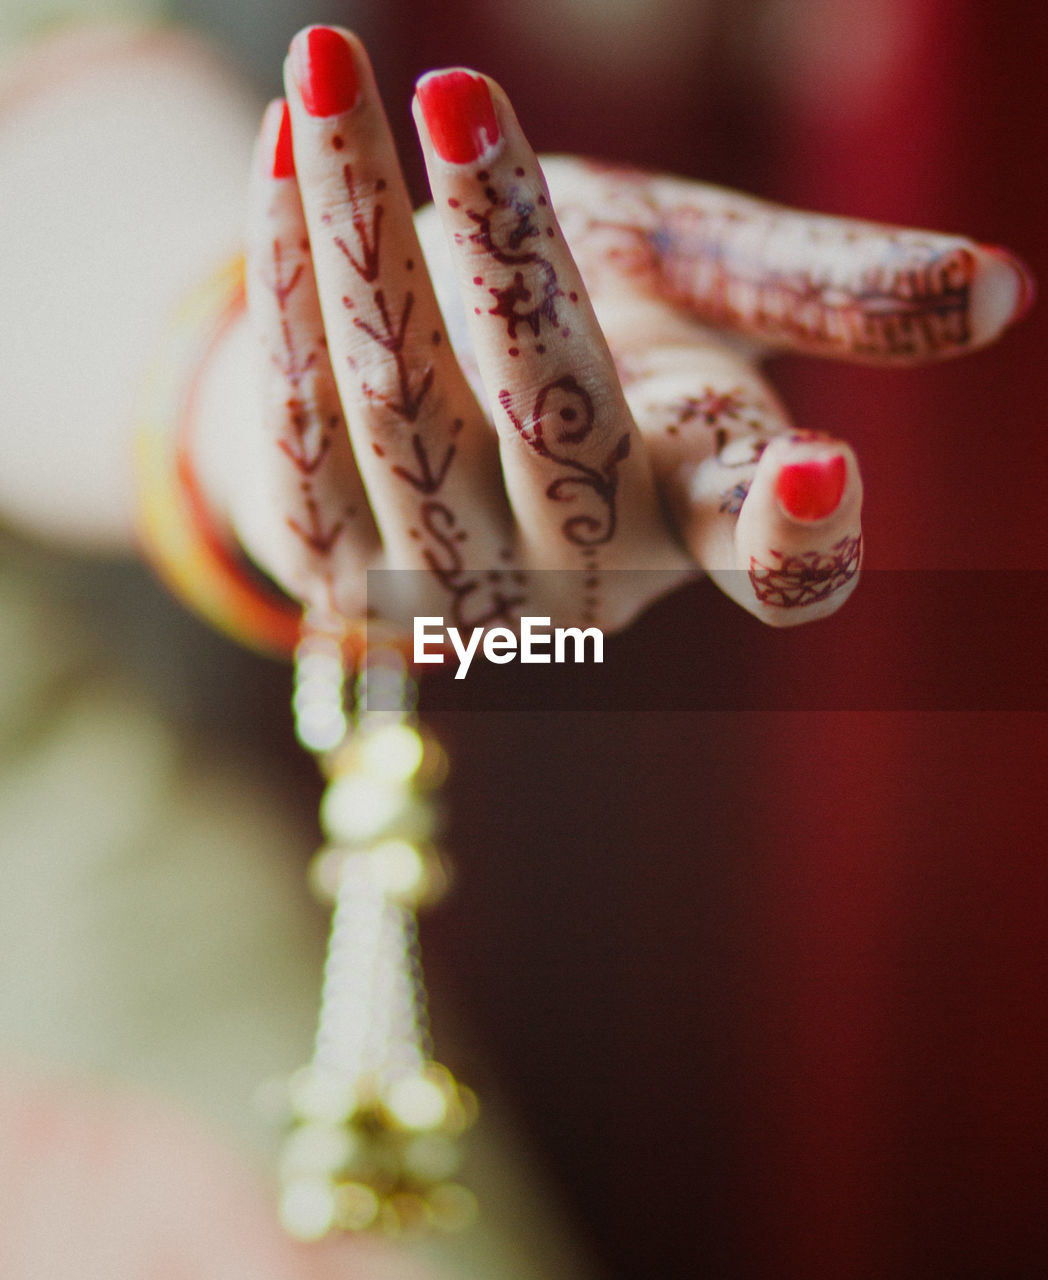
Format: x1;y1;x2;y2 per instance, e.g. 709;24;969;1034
133;255;304;658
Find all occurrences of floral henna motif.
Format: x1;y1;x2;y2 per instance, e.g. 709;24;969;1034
749;534;862;608
499;376;630;547
463;173;566;341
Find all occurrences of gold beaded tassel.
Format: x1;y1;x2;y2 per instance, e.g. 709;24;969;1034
278;618;477;1241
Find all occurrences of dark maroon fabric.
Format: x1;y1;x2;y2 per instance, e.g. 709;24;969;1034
369;3;1048;1276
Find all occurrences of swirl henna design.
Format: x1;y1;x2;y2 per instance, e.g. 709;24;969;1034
498;376;630;548
462;172;568;346
749;534;862;608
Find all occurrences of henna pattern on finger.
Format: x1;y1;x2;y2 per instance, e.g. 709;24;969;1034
287;493;344;554
391;433;456;494
259;239;349;596
499;377;629;547
659;205;975;360
718;481;750;515
463;176;566;343
353;290;434;420
326;170;522;624
749;534;861;607
414;500;525;630
561;165;979;360
331;164;383;283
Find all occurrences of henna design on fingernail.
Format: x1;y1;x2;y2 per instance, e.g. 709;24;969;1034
499;378;629;547
749;535;861;607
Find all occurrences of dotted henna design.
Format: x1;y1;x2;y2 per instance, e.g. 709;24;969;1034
499;377;630;547
749;534;861;607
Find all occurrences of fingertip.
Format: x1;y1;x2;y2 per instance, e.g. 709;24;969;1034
258;98;295;179
774;453;848;522
414;68;502;166
981;244;1037;325
287;25;360;118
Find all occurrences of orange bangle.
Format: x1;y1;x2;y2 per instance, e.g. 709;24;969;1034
133;255;304;658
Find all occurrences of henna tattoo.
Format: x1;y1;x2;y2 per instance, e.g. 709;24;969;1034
499;377;629;547
749;535;861;607
262;239;346;566
417;500;524;630
718;481;750;515
659;206;975;359
391;432;456;494
674;387;747;428
287;494;344;555
580;545;600;625
331;165;383;283
352;289;434;420
279;402;338;475
465;181;565;340
323;173;519;623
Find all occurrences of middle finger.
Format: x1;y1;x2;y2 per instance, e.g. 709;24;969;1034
284;26;517;629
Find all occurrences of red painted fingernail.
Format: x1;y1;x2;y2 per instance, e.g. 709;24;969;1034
982;244;1037;323
775;454;847;521
290;27;358;117
416;69;500;164
261;99;295;178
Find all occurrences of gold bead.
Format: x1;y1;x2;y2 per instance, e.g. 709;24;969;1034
358;722;425;781
384;1074;449;1132
289;1066;357;1124
279;1177;337;1241
333;1181;381;1232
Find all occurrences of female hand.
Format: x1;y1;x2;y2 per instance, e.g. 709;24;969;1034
233;25;1031;635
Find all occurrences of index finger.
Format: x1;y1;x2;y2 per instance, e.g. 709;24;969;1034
543;159;1034;366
